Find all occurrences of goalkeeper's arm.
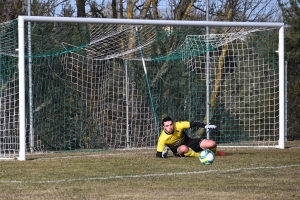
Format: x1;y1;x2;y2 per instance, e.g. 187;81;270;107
190;122;217;129
190;122;206;128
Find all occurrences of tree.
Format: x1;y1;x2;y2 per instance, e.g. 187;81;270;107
111;0;117;18
60;0;75;17
0;0;23;22
173;0;196;20
88;0;107;18
193;0;282;22
278;0;300;62
76;0;86;17
278;0;300;139
20;0;71;17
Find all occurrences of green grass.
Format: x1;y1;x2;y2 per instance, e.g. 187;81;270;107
1;142;300;200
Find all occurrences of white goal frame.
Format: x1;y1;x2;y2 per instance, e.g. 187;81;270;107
17;16;285;161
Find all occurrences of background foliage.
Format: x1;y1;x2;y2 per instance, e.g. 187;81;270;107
0;0;298;140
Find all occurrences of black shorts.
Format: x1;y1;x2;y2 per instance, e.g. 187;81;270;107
169;138;204;157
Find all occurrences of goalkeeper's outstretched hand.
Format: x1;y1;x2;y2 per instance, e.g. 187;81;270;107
205;125;218;129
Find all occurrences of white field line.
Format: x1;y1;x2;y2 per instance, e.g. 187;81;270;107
1;164;300;184
29;151;155;160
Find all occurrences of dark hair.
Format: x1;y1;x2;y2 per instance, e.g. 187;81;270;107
162;116;173;126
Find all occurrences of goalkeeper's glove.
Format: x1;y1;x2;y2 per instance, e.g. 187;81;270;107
205;125;217;129
162;147;169;158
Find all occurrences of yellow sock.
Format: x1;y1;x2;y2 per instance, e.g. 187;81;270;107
210;146;217;155
184;148;200;158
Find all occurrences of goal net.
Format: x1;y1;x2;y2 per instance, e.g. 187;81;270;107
0;17;284;159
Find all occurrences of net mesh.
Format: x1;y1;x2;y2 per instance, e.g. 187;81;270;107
0;19;280;158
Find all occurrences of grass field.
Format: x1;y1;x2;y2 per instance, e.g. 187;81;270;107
1;141;300;200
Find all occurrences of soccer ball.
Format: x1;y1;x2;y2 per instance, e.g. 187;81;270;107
199;149;215;165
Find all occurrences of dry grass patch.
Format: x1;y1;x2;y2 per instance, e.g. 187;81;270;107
1;143;300;200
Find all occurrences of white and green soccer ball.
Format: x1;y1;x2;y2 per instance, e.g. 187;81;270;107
199;149;215;165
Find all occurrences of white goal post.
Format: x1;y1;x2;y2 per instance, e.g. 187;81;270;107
15;16;285;161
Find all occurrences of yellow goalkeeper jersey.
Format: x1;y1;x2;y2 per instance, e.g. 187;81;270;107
156;121;190;152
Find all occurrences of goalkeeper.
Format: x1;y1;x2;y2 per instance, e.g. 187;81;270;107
156;116;222;158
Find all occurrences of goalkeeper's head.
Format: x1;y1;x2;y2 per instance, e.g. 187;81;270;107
162;116;174;134
162;116;173;125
